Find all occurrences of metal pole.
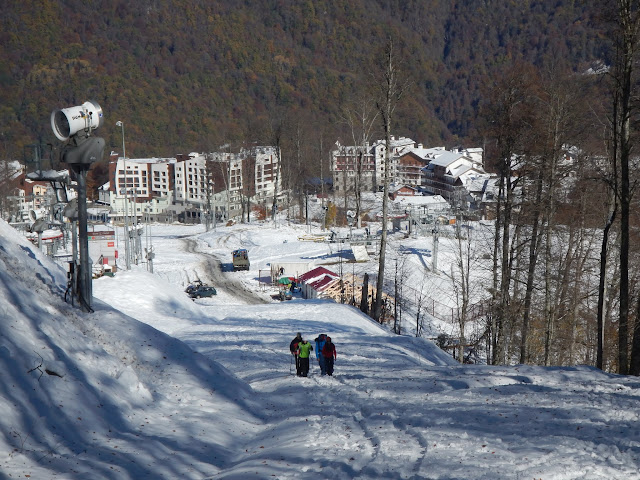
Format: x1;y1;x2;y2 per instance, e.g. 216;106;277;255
146;206;154;273
145;207;149;267
124;187;130;269
432;221;439;274
116;121;130;270
114;218;119;252
133;188;139;264
73;165;92;310
306;194;310;233
72;219;78;292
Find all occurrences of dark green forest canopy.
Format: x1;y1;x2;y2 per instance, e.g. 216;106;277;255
1;0;605;166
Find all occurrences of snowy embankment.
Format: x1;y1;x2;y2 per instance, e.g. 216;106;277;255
1;219;639;479
0;221;259;478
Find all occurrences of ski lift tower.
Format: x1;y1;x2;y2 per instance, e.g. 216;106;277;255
432;220;439;274
24;142;71;252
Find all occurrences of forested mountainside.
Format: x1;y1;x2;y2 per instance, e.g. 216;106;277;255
1;0;604;169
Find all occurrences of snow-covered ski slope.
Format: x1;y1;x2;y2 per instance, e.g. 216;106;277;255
2;219;639;479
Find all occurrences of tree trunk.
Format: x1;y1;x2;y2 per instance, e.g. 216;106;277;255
373;37;405;322
520;166;544;364
373;128;390;322
490;183;502;365
630;294;640;374
614;0;638;374
497;173;513;364
360;273;369;315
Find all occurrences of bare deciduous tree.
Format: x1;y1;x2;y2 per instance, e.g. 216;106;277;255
341;94;379;228
613;0;640;375
371;36;409;323
481;62;536;364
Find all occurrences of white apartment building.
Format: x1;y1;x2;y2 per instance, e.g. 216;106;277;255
106;146;281;222
174;153;209;205
150;161;174;197
205;151;244;216
250;146;281;201
110;154;175;200
331;136;417;192
422;149;488;207
331;138;485;199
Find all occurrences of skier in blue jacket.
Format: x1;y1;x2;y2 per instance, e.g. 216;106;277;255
314;333;327;375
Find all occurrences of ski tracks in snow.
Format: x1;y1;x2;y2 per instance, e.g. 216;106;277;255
209;228;256;251
227;337;438;478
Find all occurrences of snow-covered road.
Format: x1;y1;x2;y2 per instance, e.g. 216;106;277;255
105;223;640;479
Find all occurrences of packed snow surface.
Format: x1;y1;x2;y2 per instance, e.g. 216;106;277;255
1;219;639;479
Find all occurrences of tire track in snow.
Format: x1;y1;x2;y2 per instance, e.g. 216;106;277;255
182;238;267;305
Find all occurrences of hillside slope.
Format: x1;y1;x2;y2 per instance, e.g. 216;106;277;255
1;0;602;161
0;220;260;477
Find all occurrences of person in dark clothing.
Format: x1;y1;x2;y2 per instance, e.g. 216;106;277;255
314;333;327;375
322;336;337;376
290;332;302;376
296;339;313;377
